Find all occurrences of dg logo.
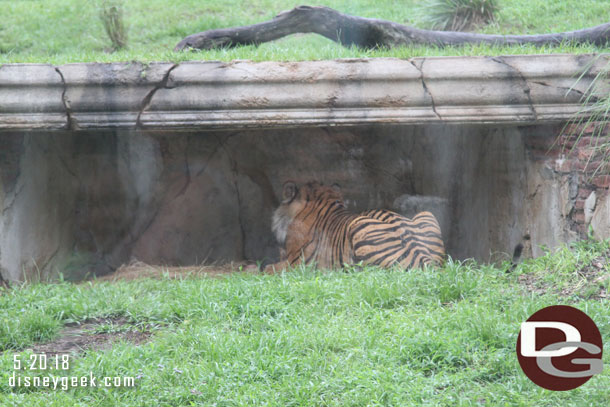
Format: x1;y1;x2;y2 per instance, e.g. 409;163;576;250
516;305;604;391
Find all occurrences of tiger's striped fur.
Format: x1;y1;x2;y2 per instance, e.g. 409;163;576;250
264;181;445;273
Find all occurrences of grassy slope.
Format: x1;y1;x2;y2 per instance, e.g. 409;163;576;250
0;0;608;64
0;241;608;406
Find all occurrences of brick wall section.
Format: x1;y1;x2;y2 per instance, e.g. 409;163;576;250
525;122;610;237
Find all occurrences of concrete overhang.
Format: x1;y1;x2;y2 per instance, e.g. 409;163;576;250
1;54;608;131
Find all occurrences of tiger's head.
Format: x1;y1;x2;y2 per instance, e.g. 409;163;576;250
271;181;344;248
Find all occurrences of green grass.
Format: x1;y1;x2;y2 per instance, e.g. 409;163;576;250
0;241;608;406
0;0;608;64
562;57;610;177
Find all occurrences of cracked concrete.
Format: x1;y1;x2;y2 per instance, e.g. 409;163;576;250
1;183;24;215
54;67;76;130
1;55;606;131
531;80;589;100
409;58;442;120
136;63;179;128
491;56;538;121
173;137;191;199
0;134;79;281
222;141;247;259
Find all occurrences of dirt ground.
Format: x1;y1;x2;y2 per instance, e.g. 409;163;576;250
518;251;610;299
23;317;152;355
6;261;260;355
94;260;258;282
95;255;609;300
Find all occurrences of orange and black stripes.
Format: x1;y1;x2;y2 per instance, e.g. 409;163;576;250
275;182;445;271
349;210;444;269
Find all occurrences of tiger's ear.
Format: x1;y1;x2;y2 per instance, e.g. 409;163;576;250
282;181;298;203
331;183;341;192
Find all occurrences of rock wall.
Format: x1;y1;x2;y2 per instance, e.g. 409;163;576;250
0;123;607;282
526;123;610;243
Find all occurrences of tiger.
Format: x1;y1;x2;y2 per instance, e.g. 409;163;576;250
263;181;445;273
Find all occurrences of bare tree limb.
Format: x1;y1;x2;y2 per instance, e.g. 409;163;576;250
175;6;610;51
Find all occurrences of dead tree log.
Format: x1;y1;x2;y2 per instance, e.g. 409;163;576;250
175;6;610;51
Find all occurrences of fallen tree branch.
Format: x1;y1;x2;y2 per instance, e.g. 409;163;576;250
175;6;610;51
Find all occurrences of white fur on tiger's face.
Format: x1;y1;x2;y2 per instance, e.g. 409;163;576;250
271;204;293;248
264;181;445;273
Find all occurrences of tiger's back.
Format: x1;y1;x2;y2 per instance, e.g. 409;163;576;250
349;209;445;269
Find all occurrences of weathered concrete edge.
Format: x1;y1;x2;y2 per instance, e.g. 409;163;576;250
0;54;608;131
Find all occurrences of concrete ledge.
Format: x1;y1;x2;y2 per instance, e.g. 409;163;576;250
1;55;608;131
